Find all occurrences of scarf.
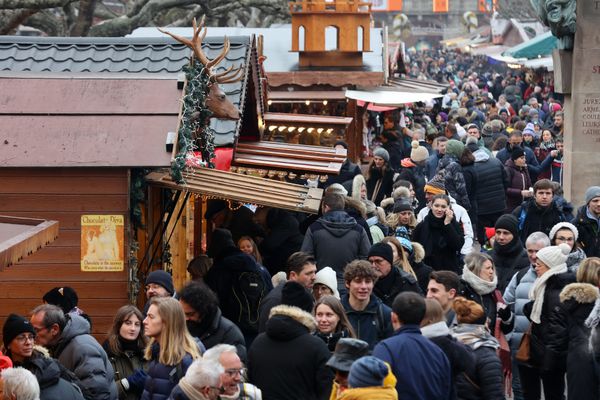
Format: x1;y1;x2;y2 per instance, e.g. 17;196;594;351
528;263;568;324
118;337;142;355
539;140;555;151
452;324;499;350
178;377;208;400
461;265;498;295
421;321;450;338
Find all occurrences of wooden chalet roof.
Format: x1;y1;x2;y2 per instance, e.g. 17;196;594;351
232;141;346;176
0;215;59;269
145;169;323;214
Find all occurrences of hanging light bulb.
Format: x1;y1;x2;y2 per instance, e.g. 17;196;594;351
305;100;310;105
268;125;277;132
323;100;328;105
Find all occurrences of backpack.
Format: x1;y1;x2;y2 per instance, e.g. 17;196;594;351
231;270;267;334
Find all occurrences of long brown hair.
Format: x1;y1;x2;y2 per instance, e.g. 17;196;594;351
107;305;147;355
314;295;356;338
381;236;416;278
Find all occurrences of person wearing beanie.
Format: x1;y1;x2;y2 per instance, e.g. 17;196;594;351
488;214;530;292
395;141;428;212
504;139;533;213
574;186;600;257
548;222;586;272
368;243;421;307
373;292;452;399
142;269;175;316
496;131;541;181
2;314;87;400
434;139;471;211
512;179;567;243
366;147;395;206
313;266;340;300
522;123;537;149
29;304;118;399
338;356;398;400
248;286;333;400
520;243;575;399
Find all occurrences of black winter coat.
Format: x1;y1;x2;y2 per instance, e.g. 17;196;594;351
412;212;464;273
428;332;476;400
259;209;304;275
458;284;513;335
383;139;406;171
374;266;422;307
489;238;529;293
456;346;504;400
248;305;333;400
546;283;600;400
397;159;427;212
18;351;85;400
189;308;246;362
522;272;576;369
366;165;395;206
322;159;361;188
461;162;478;219
512;199;566;243
573;205;600;257
472;148;507;216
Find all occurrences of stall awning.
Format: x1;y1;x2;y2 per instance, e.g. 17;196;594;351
1;215;59;269
146;169;323;214
232;141;346;176
264;112;353;126
268;91;347;101
503;31;557;59
345;89;442;106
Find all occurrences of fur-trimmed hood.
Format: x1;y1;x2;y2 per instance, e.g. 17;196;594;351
560;283;600;304
268;304;317;335
412;241;426;263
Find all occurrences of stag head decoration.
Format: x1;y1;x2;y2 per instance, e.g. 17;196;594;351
158;17;244;120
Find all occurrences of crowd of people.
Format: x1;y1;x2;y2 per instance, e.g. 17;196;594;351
1;49;600;400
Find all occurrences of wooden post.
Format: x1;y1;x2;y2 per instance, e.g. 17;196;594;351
167;194;189;293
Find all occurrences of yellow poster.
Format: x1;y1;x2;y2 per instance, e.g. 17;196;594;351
81;215;124;272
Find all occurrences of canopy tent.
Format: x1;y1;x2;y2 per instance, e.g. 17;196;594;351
345;89;442;106
503;31;557;59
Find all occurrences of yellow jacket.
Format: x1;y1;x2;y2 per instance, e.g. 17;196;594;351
337;386;398;400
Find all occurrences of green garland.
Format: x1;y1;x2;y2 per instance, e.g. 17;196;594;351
171;62;215;183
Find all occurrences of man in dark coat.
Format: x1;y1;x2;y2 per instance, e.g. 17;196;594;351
248;282;333;400
368;243;421;307
259;208;304;275
512;179;566;243
30;305;118;400
573;186;600;257
301;193;370;293
373;293;452;400
178;281;246;362
495;131;540;180
489;215;530;292
425;137;447;179
321;141;361;188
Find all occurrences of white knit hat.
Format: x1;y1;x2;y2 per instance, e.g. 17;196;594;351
536;243;571;269
314;267;340;299
549;222;579;242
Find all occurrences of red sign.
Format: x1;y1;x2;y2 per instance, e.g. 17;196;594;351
433;0;449;12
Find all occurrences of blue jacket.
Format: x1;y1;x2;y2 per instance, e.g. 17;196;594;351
141;342;202;400
373;325;452;400
341;294;393;349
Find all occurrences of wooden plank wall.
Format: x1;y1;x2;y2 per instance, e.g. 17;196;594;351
0;168;130;343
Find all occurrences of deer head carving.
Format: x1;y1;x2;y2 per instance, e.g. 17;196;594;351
159;17;243;120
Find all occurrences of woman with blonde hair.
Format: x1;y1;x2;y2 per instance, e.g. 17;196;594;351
546;257;600;400
104;305;147;400
141;297;203;400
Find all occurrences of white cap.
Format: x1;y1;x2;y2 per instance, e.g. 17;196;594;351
537;243;571;269
314;267;340;299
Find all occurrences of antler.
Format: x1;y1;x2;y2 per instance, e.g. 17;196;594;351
212;64;245;84
158;16;233;74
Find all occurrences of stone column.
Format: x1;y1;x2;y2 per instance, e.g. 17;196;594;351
561;0;600;206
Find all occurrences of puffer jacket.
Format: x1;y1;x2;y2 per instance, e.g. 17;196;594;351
248;305;333;400
503;266;537;348
546;283;600;400
301;210;370;290
573;205;600;257
16;349;85;400
140;343;198;400
52;315;118;400
472;148;507;215
504;159;532;213
102;341;146;400
341;294;393;349
436;155;471;211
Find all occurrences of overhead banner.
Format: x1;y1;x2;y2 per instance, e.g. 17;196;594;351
81;215;124;272
371;0;403;11
433;0;449;13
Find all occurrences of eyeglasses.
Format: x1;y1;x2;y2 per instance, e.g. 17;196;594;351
224;368;247;377
14;334;35;343
555;236;574;243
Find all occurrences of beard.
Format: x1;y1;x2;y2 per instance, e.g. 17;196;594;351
218;385;240;400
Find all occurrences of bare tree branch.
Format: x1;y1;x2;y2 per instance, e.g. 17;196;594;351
70;0;97;35
167;4;201;27
22;9;62;35
0;8;36;34
0;0;75;10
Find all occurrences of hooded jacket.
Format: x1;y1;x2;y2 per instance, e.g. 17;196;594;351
545;283;599;400
301;210;370;289
573;205;600;257
248;305;333;400
16;348;85;400
341;295;393;349
472;148;507;215
52;315;118;400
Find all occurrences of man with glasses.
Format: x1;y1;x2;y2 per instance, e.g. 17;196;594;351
30;304;117;400
2;313;85;399
169;358;224;400
203;344;261;400
368;243;421;308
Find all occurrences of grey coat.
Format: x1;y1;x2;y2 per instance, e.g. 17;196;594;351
53;315;118;400
503;266;537;350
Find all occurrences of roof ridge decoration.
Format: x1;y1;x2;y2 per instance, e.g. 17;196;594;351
158;17;244;183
